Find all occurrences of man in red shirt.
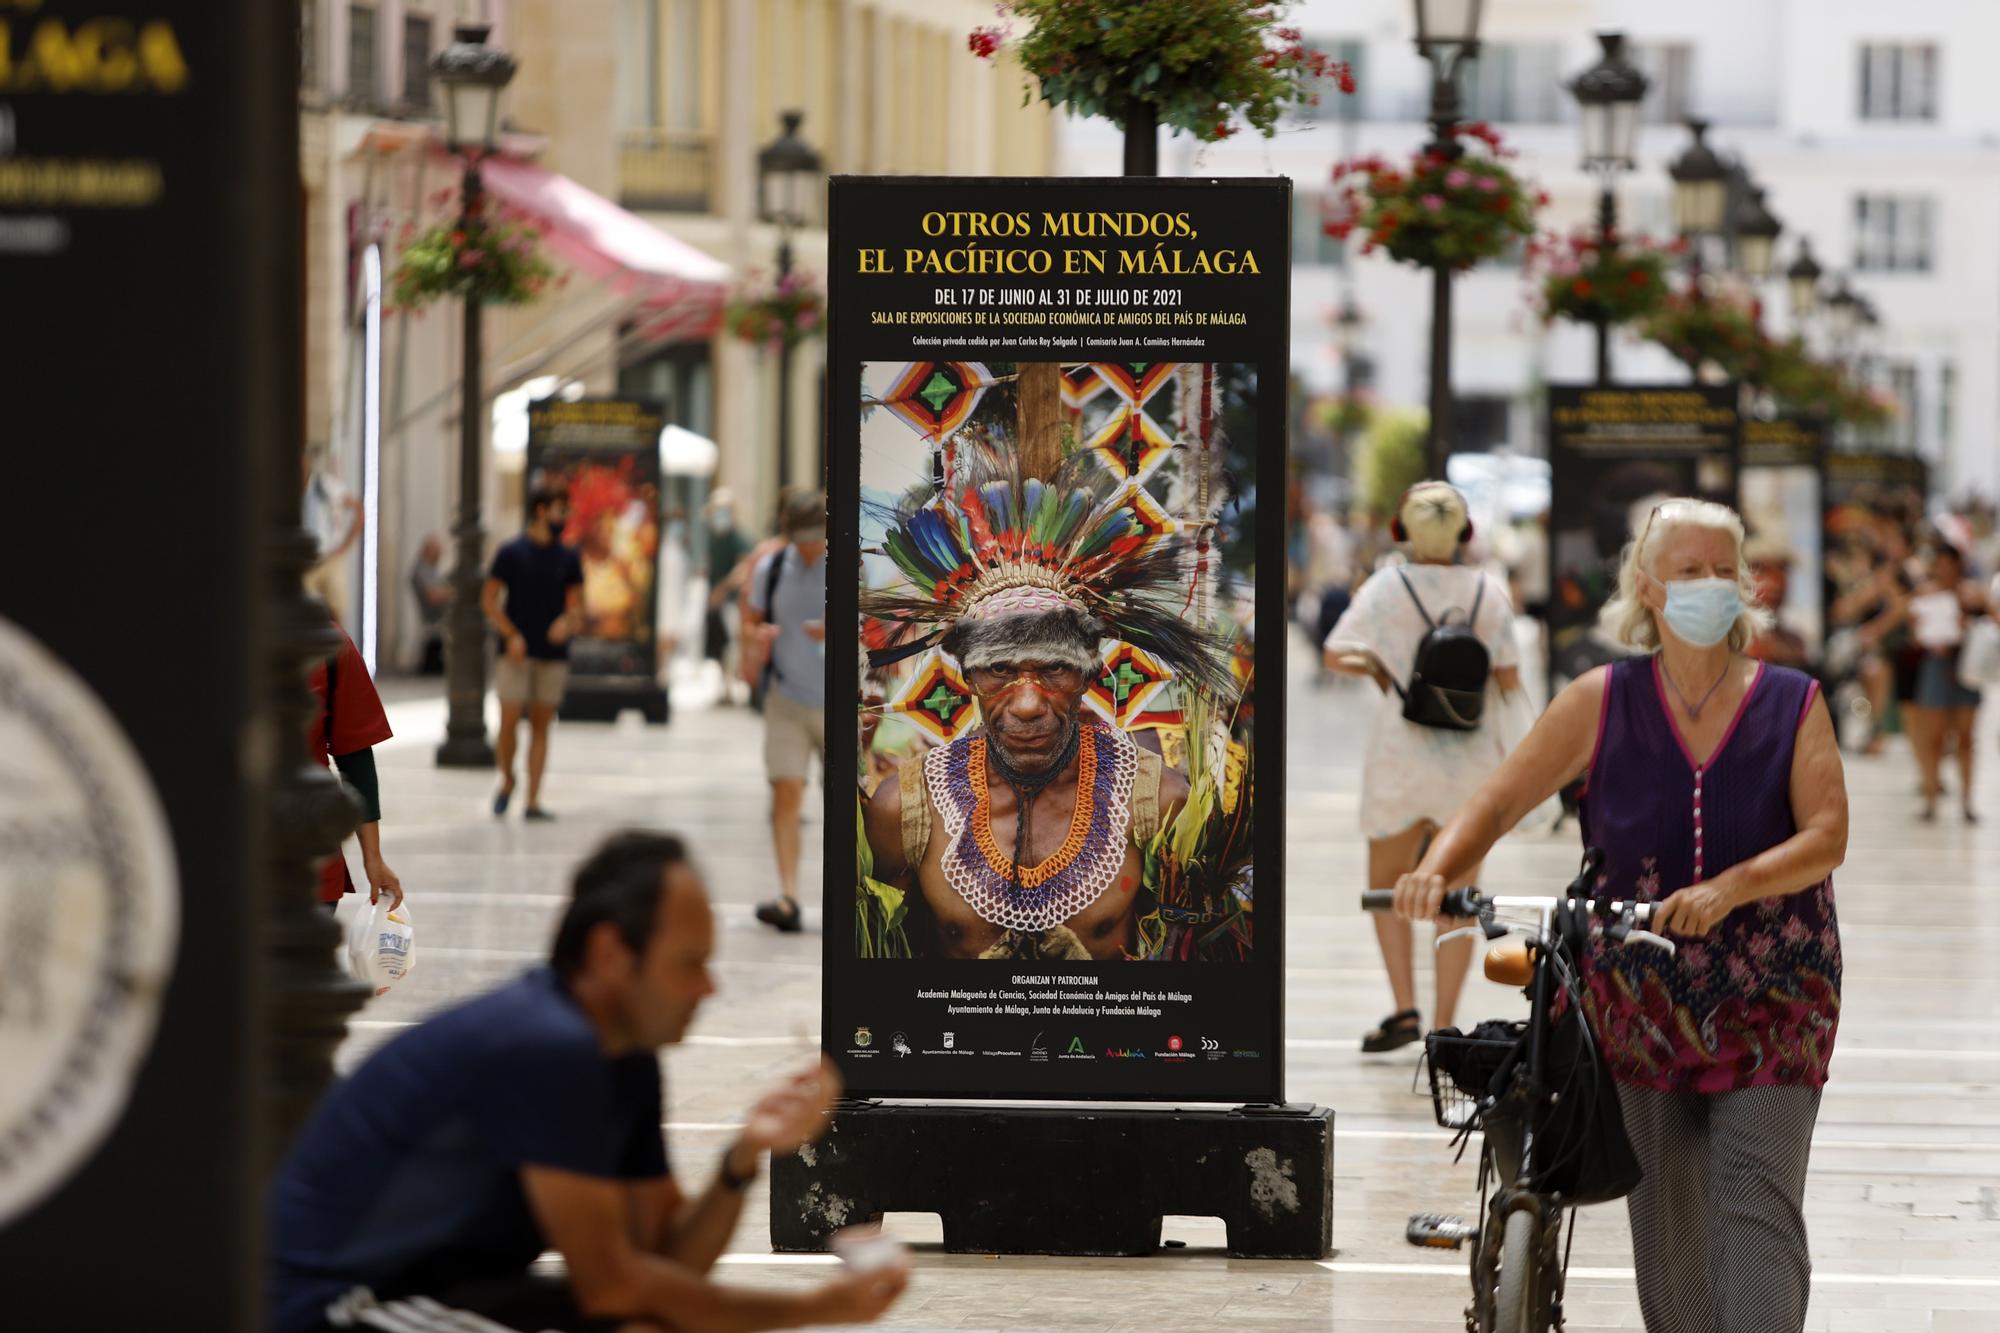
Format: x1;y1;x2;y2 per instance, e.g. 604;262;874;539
307;623;404;909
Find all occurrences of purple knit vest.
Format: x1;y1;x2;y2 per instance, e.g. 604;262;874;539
1578;655;1842;1093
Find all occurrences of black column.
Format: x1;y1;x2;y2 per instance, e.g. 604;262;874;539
0;1;362;1325
1595;185;1618;387
437;161;499;768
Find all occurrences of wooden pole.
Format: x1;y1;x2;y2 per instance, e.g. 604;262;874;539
1016;361;1065;482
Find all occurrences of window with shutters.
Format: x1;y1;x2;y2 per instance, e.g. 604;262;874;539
1858;43;1938;122
348;4;378;107
1631;42;1693;126
1460;44;1563;124
403;15;434;109
1853;195;1935;273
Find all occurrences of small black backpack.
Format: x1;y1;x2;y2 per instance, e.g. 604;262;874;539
1393;568;1490;731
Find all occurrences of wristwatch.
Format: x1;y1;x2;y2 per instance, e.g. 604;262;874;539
719;1144;760;1192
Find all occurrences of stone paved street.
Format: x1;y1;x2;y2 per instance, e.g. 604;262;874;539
345;645;2000;1330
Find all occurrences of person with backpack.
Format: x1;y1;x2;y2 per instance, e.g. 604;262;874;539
1323;482;1522;1052
745;490;828;932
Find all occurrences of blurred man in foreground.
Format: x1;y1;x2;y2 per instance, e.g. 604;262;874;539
269;831;907;1332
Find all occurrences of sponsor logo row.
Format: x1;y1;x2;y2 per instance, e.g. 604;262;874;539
846;1027;1247;1062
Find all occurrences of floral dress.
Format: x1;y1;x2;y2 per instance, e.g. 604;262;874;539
1578;656;1842;1093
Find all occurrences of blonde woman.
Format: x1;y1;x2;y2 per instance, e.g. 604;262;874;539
1323;482;1522;1051
1392;498;1846;1332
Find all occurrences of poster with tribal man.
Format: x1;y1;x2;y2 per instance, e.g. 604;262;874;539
854;360;1259;963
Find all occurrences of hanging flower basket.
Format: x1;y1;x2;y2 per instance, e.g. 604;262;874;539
1325;124;1544;272
1527;229;1678;327
1638;291;1769;381
969;0;1352;143
389;191;556;310
1763;337;1898;428
725;269;824;350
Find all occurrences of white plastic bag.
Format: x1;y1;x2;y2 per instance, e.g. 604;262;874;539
333;893;415;996
1959;618;2000;691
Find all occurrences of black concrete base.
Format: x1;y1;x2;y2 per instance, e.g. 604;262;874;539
559;681;669;724
770;1103;1333;1259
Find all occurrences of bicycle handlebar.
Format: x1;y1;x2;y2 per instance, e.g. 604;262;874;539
1359;886;1659;925
1359;887;1479;915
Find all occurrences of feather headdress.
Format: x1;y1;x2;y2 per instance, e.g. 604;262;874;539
861;443;1238;704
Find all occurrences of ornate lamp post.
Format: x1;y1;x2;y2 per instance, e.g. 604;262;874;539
1412;0;1485;477
757;110;824;493
1731;180;1782;283
1667;118;1729;291
432;23;516;769
1786;238;1823;328
1825;275;1864;362
1567;31;1650;384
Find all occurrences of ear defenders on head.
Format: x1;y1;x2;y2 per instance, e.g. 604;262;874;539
1390;484;1473;545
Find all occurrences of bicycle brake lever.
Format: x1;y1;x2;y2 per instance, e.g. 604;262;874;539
1436;925;1485;949
1621;929;1678;956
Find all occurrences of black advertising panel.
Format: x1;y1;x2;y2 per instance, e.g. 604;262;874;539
1741;415;1829;668
826;177;1290;1101
525;398;666;684
1546;385;1740;686
1;2;288;1325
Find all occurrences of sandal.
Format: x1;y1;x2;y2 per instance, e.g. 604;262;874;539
755;898;804;933
1361;1008;1422;1053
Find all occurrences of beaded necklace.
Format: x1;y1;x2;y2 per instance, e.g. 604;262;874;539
925;722;1137;933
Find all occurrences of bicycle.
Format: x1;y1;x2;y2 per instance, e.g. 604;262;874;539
1361;849;1674;1333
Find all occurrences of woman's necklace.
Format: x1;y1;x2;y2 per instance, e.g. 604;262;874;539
1664;654;1735;721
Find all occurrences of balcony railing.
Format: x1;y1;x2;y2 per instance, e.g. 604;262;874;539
619;129;714;213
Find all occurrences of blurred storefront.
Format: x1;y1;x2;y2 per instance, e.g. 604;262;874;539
301;0;1057;673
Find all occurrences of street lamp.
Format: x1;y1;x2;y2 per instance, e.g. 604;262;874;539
1732;185;1783;283
757;109;824;492
1786;238;1823;322
1667;119;1729;239
1567;31;1650;384
1335;293;1365;358
1825;276;1863;349
1411;0;1484;477
433;23;517;769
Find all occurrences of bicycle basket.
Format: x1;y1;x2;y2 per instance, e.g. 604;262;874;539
1422;1021;1525;1131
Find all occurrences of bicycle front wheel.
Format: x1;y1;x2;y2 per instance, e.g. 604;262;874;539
1486;1208;1546;1333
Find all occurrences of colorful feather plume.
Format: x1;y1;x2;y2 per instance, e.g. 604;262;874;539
861;442;1240;704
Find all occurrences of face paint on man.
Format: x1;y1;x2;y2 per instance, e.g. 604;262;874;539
968;660;1089;774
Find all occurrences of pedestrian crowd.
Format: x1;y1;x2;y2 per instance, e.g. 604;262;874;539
291;448;2000;1333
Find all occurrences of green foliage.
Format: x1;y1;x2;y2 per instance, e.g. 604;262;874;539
389;198;554;310
1356;409;1430;517
970;0;1352;143
854;793;913;959
1639;296;1899;430
1637;292;1767;379
1137;690;1253;963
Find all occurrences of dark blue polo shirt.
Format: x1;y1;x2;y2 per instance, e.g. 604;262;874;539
267;968;668;1333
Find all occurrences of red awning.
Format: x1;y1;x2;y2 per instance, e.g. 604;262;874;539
476;154;730;344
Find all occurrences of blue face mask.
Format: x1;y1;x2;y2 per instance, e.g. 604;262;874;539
1661;577;1742;648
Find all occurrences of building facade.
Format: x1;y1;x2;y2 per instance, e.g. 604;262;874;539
1056;0;2000;499
302;0;1056;672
